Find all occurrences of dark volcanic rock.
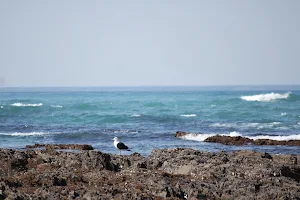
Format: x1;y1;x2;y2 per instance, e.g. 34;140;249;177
204;135;253;145
204;135;300;146
0;146;300;199
175;131;189;137
253;139;300;146
26;143;94;150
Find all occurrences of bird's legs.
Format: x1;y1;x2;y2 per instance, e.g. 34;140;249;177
119;150;121;156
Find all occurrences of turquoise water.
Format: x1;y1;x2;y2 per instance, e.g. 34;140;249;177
0;86;300;155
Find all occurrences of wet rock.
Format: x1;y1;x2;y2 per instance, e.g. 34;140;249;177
204;135;253;145
203;135;300;147
253;139;300;146
175;131;189;137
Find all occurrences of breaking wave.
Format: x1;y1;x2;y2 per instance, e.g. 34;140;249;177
180;132;300;142
181;131;241;142
0;132;52;136
180;114;197;117
248;134;300;141
240;92;291;102
51;105;63;108
211;122;282;129
131;114;141;117
11;103;43;107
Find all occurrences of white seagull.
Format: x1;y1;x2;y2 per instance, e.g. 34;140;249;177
112;137;130;155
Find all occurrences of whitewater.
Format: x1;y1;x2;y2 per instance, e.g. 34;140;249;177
0;86;300;155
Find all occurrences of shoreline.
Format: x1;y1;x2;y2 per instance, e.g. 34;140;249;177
0;144;299;199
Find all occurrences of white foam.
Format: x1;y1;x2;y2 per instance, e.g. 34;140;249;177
249;134;300;141
0;132;51;136
181;133;216;142
179;132;300;142
210;104;216;107
240;92;291;102
211;123;235;128
229;131;241;137
281;112;287;116
211;122;281;129
181;131;241;142
131;114;141;117
0;106;3;108
113;130;139;134
11;103;43;107
51;105;63;108
180;114;197;117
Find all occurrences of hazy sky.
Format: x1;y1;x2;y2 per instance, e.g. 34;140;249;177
0;1;299;87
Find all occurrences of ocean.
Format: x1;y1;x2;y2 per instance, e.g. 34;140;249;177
0;86;300;156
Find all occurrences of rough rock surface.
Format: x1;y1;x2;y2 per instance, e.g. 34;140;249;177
0;145;300;199
204;135;253;145
26;143;94;150
175;131;189;138
203;135;300;146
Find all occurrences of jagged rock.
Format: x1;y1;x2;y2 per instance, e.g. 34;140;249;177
253;139;300;146
26;143;94;150
175;131;189;137
204;135;253;145
203;135;300;146
0;146;299;199
262;152;273;160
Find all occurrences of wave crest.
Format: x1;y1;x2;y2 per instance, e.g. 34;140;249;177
181;131;241;141
51;105;63;108
240;92;291;102
0;132;51;136
11;103;43;107
180;114;197;117
180;132;300;142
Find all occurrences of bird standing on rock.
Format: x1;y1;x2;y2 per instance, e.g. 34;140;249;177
112;137;130;155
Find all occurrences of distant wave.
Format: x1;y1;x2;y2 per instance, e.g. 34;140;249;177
211;122;281;129
113;129;140;134
180;131;300;142
0;132;52;136
281;112;287;116
240;92;291;102
51;105;63;108
131;114;141;117
180;114;197;117
11;103;43;107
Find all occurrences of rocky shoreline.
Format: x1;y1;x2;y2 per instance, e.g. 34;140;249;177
175;131;300;146
0;144;300;199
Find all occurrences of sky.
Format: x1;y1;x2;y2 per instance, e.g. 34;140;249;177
0;1;300;87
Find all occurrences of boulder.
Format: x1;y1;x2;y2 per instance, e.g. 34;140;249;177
204;135;253;145
175;131;189;137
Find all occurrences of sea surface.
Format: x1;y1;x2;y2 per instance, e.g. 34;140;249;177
0;86;300;156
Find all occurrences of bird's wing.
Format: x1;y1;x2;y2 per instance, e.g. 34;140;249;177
117;142;128;150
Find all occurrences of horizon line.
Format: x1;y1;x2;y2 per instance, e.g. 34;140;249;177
1;84;300;88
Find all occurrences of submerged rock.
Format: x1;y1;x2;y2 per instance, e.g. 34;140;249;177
0;146;299;199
